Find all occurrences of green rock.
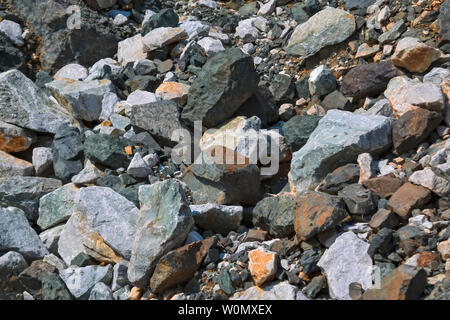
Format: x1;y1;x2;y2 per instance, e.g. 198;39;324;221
283;115;321;152
83;133;132;170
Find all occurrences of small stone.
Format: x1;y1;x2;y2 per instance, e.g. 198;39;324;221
357;153;375;183
409;167;450;197
32;147;53;176
248;247;278;287
0;121;36;153
362;176;403;198
369;209;399;230
0;20;24;46
387;183;432;220
127;153;152;178
89;282;113;300
391;37;441;73
54;64;88;81
308;65;336;97
190;204;242;235
155;81;190;106
231;281;297;300
60;265;113;300
0;151;33;177
197;37;225;56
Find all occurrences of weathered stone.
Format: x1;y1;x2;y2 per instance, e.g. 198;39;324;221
117;34;147;67
150;238;214;293
0;121;36;153
0;151;33;177
391;37;441;73
252;194;296;238
88;282;113;300
32;147;53;177
71;160;104;185
142;27;187;52
37;183;79;231
190;204;242;235
369;209;399;230
338;184;378;218
181;48;258;128
0;176;62;222
318;164;360;195
362;264;427;300
128;179;193;288
321;90;353;112
409;167;450;197
231;281;298;300
378;20;406;44
341;62;400;100
126;153;152;179
60;264;112;300
39;225;65;255
0;251;28;300
308;65;336;97
18;260;72;300
357;153;375;183
0;206;49;261
317;231;373;300
235;18;261;43
198;37;225;57
392;108;442;155
294;192;348;240
54;64;88;81
291;110;392;192
404;82;445;112
248;247;278;287
0;69;74;133
286;7;355;58
141;8;179;36
155;81;190;106
387;183;432;219
362;175;403;198
83;133;131;170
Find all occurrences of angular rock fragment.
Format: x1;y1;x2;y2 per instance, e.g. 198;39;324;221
190;204;242;235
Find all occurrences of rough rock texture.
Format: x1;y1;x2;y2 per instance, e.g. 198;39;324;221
190;204;243;235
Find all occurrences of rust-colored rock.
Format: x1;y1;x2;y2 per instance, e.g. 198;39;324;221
0;150;34;177
248;247;278;287
155;81;190;106
294;192;348;240
150;237;215;293
362;175;404;198
362;264;427;300
438;240;450;261
417;252;440;271
244;229;268;242
0;121;36;153
387;183;432;219
369;209;399;230
391;37;441;73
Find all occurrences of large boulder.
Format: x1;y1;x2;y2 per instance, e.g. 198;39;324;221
181;47;259;128
128;179;193;288
290;110;392;192
285;7;355;58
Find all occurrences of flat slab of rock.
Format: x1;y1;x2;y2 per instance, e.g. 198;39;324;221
142;27;187;52
0;206;49;260
190;204;242;235
286;7;355;58
0;69;75;134
387;183;432;219
317;231;373;300
362;176;404;198
231;281;298;300
0;151;33;177
0;176;62;222
75;186;140;260
128;179;193;288
290;110;392;192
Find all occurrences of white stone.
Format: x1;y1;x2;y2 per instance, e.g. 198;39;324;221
0;20;24;46
54;64;88;81
408;167;450;197
127;152;152;178
32;147;53;176
197;37;225;56
118;34;147;67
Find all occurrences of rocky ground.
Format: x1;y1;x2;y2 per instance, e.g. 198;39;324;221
0;0;449;301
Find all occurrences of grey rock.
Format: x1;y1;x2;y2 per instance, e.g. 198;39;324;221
308;65;336;96
83;133;131;170
286;7;356;58
32;147;53;176
291;110;392;192
0;206;49;260
0;120;36;153
317;231;373;300
88;282;113;300
112;261;129;292
0;151;33;177
141;8;179;36
190;204;243;235
128;179;193;288
0;251;28;300
197;37;225;56
283;115;322;152
0;20;24;47
127;153;152;178
338;184;379;218
54;64;88;81
71;161;104;185
423;67;450;85
231;281;298;300
39;225;65;255
378;20;406;44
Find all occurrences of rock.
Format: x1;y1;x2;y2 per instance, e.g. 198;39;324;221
142;27;188;52
384;76;421;118
141;8;179;36
369;209;399;230
404;82;445;112
37;183;79;231
341;62;400;100
294;192;348;240
378;20;407;44
391;37;441;73
278;104;296;121
0;206;49;260
308;65;336;97
71;160;104;185
409;167;450;197
231;281;297;300
387;183;432;219
52;124;84;183
355;43;380;59
150;237;214;293
248;247;278;287
321;90;353;112
0;33;25;72
362;264;427;300
303;275;325;299
190;204;242;235
182;149;261;206
317;231;373;300
128;179;193;288
0;251;28;300
269;74;295;103
197;37;225;57
235;18;261;43
46;79;114;122
60;264;112;300
32;147;53;176
258;0;276;16
252;194;296;238
112;261;129;292
318;164;360;194
392;108;442;155
0;176;62;222
181;48;258;128
54;64;88;81
0;69;74;133
85;0;117;10
286;7;355;59
0;151;33;177
439;0;450;45
57;211;121;266
357;153;375;183
0;121;36;153
424;67;450;85
362;176;404;198
88;282;113;300
345;0;375;12
39;225;65;255
438;240;450;260
155;82;190;106
126;153;151;179
338;184;378;218
130;100;186;147
0;20;24;47
291;110;392;192
75;186;139;260
18;260;72;300
367;99;394;118
198;0;219;9
83;133;131;170
117;34;147;67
